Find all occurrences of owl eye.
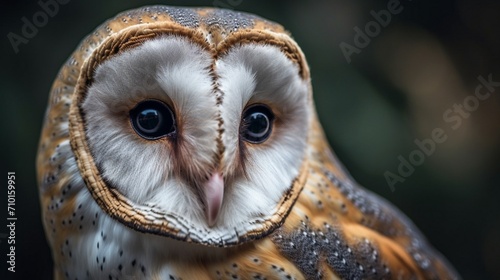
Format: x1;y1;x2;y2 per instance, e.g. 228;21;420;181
130;100;176;140
241;104;274;143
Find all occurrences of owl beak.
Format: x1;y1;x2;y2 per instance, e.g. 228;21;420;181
203;172;224;227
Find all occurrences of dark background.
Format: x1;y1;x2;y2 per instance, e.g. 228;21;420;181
1;0;499;279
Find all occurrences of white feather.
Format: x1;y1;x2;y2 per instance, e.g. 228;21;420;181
216;44;310;227
81;38;309;239
83;36;218;220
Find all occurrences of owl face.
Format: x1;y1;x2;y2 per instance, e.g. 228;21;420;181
72;25;311;244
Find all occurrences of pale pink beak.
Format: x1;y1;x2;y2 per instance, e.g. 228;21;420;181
202;172;224;227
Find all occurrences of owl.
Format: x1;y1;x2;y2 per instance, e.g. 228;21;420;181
37;5;460;280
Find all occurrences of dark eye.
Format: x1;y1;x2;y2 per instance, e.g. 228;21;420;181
241;104;274;143
130;100;175;140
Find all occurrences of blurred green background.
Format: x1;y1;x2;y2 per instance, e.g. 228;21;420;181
1;0;499;279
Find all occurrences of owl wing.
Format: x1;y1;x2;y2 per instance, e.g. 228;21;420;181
267;112;460;280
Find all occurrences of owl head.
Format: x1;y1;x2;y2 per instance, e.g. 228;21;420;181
65;6;312;246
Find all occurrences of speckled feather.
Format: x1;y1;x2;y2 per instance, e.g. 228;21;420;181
37;6;459;280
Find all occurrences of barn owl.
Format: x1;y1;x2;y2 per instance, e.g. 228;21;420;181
37;6;460;280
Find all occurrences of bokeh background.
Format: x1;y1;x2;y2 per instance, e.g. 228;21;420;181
1;0;499;279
